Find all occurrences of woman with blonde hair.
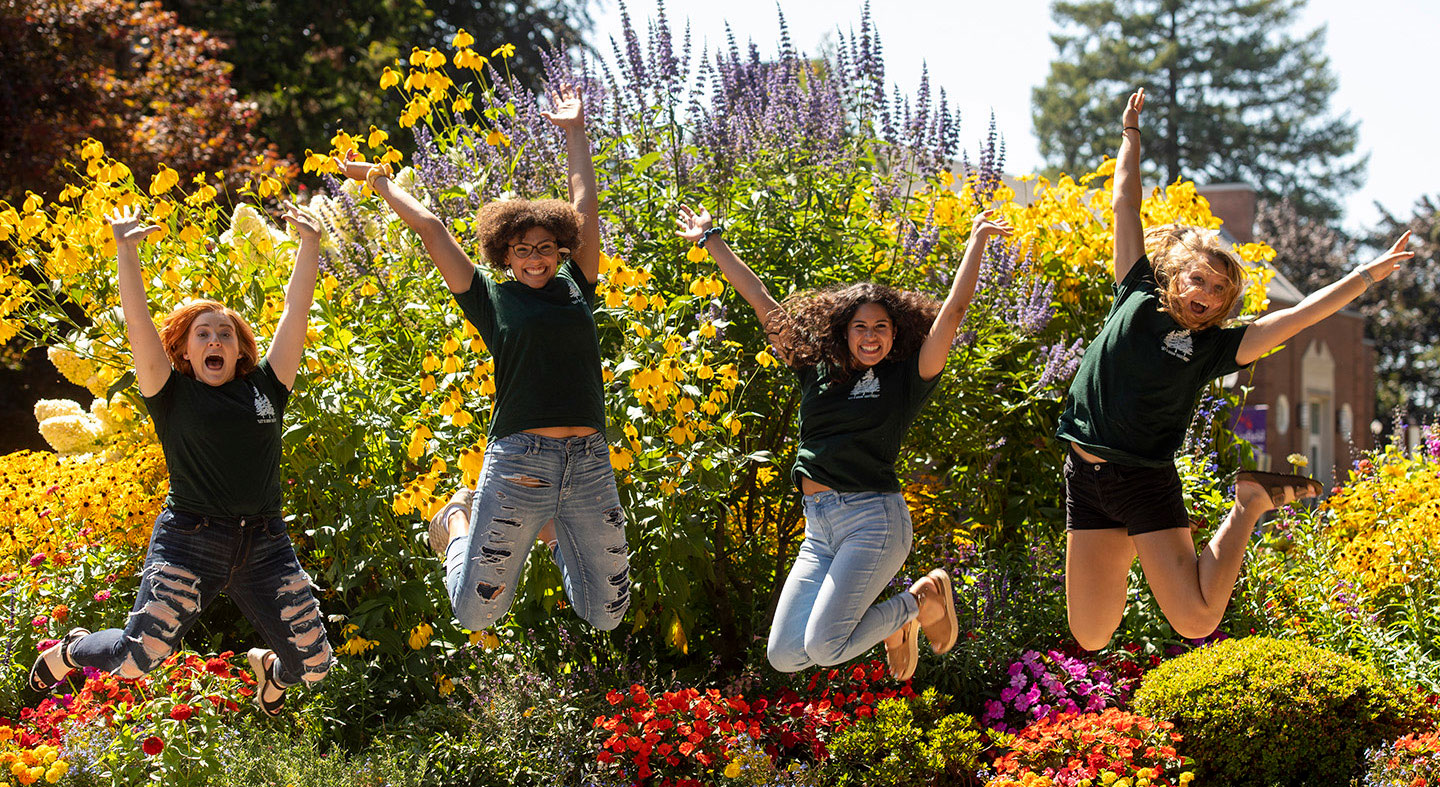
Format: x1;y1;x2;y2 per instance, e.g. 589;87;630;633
29;202;334;715
1059;87;1414;650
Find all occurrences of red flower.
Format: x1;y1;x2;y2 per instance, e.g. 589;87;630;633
169;704;194;721
606;689;624;705
142;735;165;755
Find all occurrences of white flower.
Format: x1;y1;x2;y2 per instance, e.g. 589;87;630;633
34;398;84;422
39;413;105;454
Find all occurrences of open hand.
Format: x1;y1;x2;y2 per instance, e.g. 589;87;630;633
1358;230;1414;285
673;203;713;244
970;209;1014;242
332;150;383;183
1123;88;1145;129
105;205;162;247
541;84;586;132
281;201;322;241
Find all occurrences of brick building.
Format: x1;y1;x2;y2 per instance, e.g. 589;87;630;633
1200;184;1376;489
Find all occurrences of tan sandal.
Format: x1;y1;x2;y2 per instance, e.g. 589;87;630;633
885;618;920;681
914;568;958;654
1235;471;1322;506
428;488;473;556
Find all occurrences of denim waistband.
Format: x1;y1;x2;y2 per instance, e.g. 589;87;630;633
493;430;607;453
168;507;280;528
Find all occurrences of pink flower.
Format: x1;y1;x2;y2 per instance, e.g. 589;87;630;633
94;590;112;602
31;615;49;628
29;553;47;567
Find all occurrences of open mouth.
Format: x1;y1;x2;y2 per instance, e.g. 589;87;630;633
1188;302;1208;317
859;342;882;355
204;354;225;372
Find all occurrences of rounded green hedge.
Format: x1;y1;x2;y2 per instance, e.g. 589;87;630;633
1132;636;1427;786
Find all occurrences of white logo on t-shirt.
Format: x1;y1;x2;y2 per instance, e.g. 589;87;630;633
565;278;585;305
849;369;881;399
1162;329;1195;361
252;385;277;424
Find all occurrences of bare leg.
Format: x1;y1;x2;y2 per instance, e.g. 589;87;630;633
1065;528;1138;650
1135;480;1305;639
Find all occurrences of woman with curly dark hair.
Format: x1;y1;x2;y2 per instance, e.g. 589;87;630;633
338;85;631;635
675;203;1012;679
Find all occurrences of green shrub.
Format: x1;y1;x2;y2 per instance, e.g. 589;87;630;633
822;688;984;787
1132;636;1428;786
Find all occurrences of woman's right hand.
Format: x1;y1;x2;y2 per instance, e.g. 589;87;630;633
105;205;161;248
1123;87;1145;129
674;203;713;245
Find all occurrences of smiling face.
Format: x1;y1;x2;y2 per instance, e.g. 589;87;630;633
846;302;894;369
505;226;563;289
181;310;240;386
1170;259;1236;330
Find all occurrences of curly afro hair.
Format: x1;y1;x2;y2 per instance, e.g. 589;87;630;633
768;281;940;382
1144;224;1245;330
474;198;583;272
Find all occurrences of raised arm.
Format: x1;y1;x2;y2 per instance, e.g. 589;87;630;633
541;85;602;283
105;206;169;397
674;204;789;357
1112;88;1146;283
1236;231;1413;365
335;155;475;293
917;209;1013;380
266;203;323;389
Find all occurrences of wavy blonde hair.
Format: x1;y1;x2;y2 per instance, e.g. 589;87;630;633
1145;225;1245;330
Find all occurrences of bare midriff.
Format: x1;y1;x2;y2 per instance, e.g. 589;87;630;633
1069;442;1108;464
523;426;599;438
799;475;833;495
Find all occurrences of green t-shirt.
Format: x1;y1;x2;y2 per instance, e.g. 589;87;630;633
792;353;941;493
451;259;606;440
1057;255;1251;467
143;358;290;517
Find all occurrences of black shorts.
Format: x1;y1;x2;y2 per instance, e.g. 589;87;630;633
1063;448;1188;535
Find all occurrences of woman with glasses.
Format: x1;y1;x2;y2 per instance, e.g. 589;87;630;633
337;84;630;634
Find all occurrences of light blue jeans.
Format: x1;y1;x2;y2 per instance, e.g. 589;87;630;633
767;490;918;672
445;431;630;631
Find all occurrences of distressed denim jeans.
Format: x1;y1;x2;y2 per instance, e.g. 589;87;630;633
445;431;630;631
767;491;918;672
68;508;333;687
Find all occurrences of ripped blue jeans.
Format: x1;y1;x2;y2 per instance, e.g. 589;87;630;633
67;508;333;687
445;431;630;631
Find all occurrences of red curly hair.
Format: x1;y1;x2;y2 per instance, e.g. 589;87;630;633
159;300;259;379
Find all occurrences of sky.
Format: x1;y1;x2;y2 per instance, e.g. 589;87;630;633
585;0;1439;234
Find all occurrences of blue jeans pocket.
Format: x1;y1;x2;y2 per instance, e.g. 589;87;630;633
159;509;206;534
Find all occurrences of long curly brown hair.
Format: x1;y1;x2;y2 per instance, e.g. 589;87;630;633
474;198;583;272
767;282;939;381
1145;224;1245;330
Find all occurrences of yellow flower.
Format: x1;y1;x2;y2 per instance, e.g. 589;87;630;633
452;29;474;49
757;466;778;485
380;66;400;90
437;675;455;696
408;622;434;650
756;349;777;368
148;165;178;196
1286;453;1308;469
685;244;708;264
724;760;741;779
491;43;516;59
453;94;473;112
424;48;446;69
468;629;500;649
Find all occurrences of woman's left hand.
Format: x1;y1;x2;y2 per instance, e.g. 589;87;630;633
1357;230;1413;285
971;209;1014;242
541;84;586;132
281;201;322;242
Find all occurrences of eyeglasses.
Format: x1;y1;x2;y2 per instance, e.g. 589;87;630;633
508;241;567;259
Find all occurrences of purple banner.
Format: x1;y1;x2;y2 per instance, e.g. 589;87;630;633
1231;405;1268;455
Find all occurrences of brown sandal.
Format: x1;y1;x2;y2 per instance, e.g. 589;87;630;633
885;618;920;681
247;648;287;717
1235;471;1323;506
28;628;89;692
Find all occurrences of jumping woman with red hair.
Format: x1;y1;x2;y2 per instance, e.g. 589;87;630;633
29;202;334;716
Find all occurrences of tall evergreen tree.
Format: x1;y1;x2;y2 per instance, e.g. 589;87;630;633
1033;0;1364;221
1365;197;1440;419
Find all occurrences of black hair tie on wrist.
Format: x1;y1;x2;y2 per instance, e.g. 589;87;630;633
698;226;724;248
1123;126;1141;134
